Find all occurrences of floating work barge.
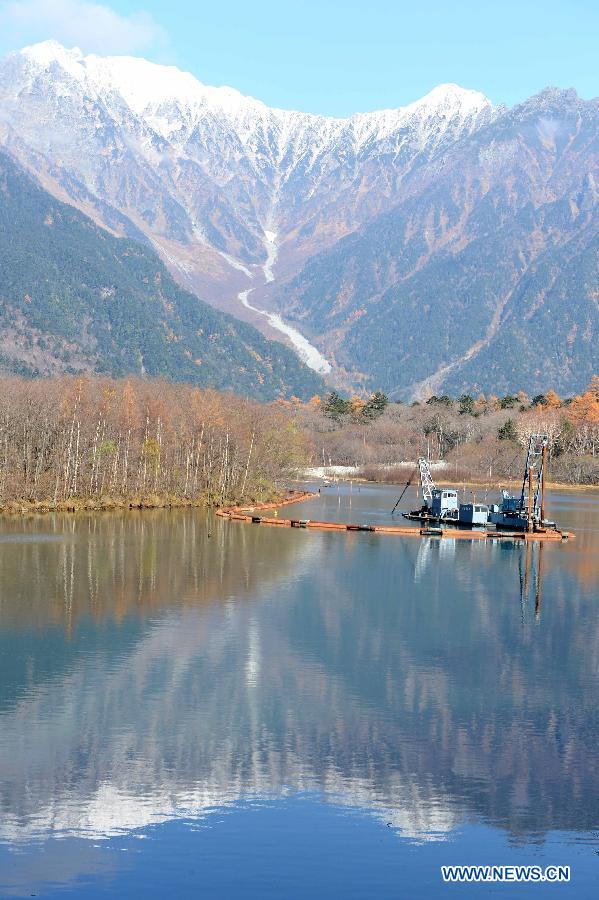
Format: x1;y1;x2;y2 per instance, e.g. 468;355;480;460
217;486;573;543
402;434;565;536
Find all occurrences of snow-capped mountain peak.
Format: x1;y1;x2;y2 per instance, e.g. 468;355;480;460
0;41;594;395
410;82;490;114
5;41;498;203
1;41;498;239
15;41;492;133
17;40;257;116
21;38;82;67
0;40;499;372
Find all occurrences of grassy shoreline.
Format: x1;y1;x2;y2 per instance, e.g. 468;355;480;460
0;491;282;516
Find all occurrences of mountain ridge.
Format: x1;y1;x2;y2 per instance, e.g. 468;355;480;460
271;85;598;397
0;41;596;397
16;40;493;126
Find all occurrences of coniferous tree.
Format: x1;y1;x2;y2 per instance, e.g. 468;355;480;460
323;391;350;420
498;419;517;441
363;391;389;420
458;394;475;415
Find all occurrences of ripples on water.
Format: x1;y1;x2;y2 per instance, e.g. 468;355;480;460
0;484;597;897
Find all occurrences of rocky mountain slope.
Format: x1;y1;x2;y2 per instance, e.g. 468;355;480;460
0;41;596;397
0;151;324;400
275;90;599;397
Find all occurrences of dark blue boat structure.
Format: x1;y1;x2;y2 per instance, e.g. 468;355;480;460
402;434;559;534
402;457;487;528
488;434;556;531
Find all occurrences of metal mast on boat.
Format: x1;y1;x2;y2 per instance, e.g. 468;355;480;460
519;434;548;528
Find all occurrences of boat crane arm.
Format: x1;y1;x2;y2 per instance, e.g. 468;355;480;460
391;457;436;514
418;457;436;503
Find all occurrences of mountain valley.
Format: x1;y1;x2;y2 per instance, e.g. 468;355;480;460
0;41;596;397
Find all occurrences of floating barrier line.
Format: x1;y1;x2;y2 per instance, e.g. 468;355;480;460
216;491;573;542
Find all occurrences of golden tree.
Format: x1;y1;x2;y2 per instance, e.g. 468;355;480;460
544;389;561;408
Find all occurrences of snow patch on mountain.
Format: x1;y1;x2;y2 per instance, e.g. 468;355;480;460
239;288;332;374
262;230;277;284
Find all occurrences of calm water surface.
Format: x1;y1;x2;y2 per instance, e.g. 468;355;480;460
0;483;598;898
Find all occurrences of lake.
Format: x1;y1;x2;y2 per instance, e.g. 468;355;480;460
0;483;598;898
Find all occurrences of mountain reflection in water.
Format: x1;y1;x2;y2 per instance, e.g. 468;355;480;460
0;485;598;895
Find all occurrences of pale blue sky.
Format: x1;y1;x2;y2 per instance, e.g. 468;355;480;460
0;0;597;114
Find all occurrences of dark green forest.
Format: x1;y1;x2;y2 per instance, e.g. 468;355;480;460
0;152;324;402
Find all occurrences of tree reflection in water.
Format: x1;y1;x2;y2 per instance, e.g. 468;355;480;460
0;495;597;855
